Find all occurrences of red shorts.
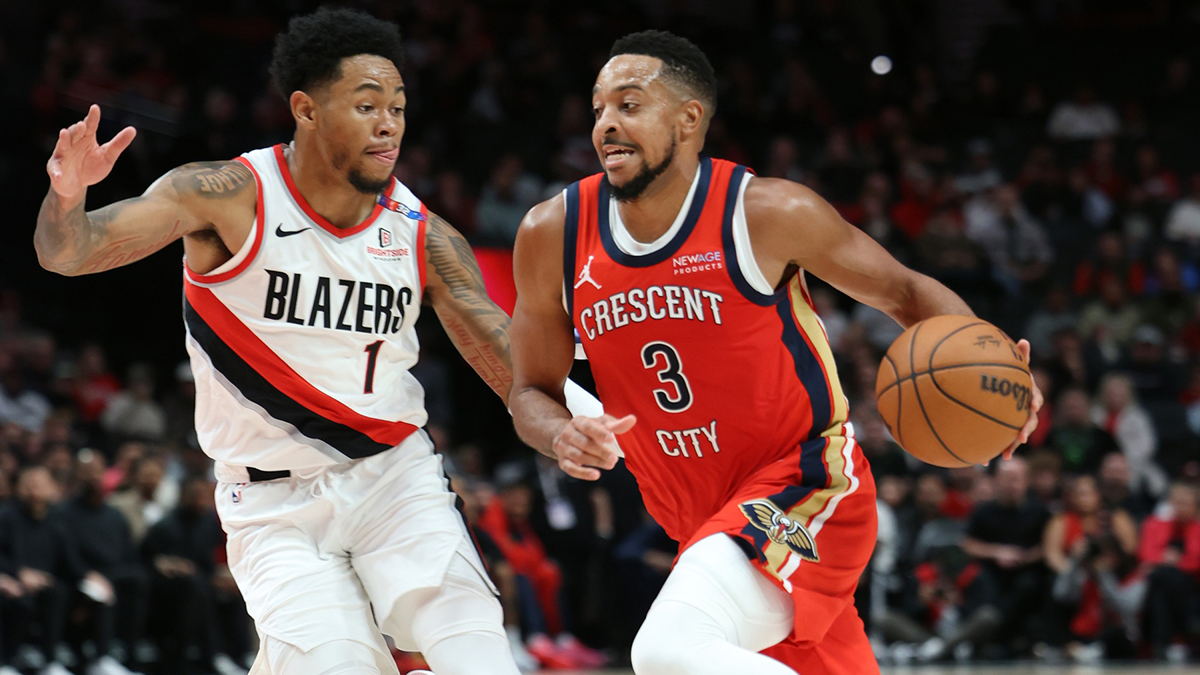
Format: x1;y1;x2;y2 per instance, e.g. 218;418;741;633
683;436;879;675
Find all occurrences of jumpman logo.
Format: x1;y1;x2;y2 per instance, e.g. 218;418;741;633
574;255;602;290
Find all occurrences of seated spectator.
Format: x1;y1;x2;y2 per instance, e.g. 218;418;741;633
1042;476;1141;660
99;365;165;445
1042;388;1118;474
1071;231;1145;299
963;184;1053;296
1046;84;1120;140
1138;482;1200;661
61;451;147;675
962;458;1051;656
0;348;51;435
142;477;247;675
1134;144;1180;204
107;455;169;545
1119;325;1184;405
1093;373;1169;499
954;139;1003;196
611;513;675;655
1164;173;1200;250
474;153;543;246
477;466;604;670
1097;452;1156;522
1077;277;1144;349
1028;451;1065;511
1024;286;1076;358
0;466;114;675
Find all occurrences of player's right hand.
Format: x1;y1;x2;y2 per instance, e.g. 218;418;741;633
47;104;137;201
552;413;636;481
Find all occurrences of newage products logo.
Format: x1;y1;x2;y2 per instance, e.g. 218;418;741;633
673;250;723;276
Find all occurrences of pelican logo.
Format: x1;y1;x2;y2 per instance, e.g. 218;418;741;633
739;499;819;562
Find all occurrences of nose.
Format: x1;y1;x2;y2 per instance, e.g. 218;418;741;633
377;113;399;137
594;107;620;139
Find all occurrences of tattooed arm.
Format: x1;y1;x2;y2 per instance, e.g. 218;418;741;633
35;104;254;276
423;212;514;402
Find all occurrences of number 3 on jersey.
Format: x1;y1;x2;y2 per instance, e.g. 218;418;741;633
641;341;692;412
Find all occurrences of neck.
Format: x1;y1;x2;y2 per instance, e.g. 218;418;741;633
287;140;380;229
614;154;700;244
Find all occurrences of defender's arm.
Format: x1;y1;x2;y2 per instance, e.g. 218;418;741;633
423;212;513;401
36;106;251;276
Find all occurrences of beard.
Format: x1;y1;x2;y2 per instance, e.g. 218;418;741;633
348;168;391;194
609;137;676;202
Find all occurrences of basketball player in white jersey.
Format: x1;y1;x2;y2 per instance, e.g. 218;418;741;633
33;8;598;675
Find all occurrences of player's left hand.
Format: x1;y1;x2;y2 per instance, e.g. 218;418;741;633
1001;338;1042;461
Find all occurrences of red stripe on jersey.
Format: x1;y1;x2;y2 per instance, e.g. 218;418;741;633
184;156;265;284
272;144;394;239
183;282;419;446
417;202;428;294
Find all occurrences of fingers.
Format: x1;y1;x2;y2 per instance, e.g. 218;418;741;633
603;413;637;434
558;456;601;481
83;104;101;142
555;428;620;471
101;126;137;160
1016;338;1031;361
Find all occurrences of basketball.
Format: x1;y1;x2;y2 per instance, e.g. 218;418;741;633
875;315;1032;467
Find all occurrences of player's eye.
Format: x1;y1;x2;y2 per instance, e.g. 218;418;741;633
592;106;602;118
622;102;638;111
391;107;404;115
357;105;374;113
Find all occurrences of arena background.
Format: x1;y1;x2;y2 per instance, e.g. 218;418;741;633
2;1;1200;673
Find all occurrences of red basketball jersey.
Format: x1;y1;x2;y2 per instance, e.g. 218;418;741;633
566;158;866;545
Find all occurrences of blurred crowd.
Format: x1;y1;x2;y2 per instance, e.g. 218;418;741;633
3;0;1200;672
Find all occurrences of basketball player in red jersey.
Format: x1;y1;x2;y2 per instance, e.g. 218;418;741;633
509;31;1043;674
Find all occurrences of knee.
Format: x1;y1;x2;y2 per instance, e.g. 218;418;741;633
630;617;688;675
264;637;379;675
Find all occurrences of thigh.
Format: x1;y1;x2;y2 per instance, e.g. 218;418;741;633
761;602;879;675
651;534;795;653
217;481;387;656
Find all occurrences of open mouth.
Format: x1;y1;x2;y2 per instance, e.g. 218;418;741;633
603;144;636;169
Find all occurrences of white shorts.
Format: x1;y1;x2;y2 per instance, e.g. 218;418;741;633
215;431;497;656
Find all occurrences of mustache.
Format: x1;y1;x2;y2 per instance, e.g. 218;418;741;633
602;138;638;150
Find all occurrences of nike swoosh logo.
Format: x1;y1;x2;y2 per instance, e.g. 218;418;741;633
276;224;311;238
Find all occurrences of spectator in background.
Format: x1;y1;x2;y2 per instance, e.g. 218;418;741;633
101;442;144;497
0;347;51;435
107;455;169;545
1078;276;1144;350
962;458;1050;656
61;451;145;675
160;363;197;452
1120;325;1184;405
1046;84;1120;140
1043;388;1118;474
963;184;1053;295
474;153;543;246
1134;145;1180;205
142;477;246;675
1024;286;1076;358
1093;373;1168;499
1073;231;1145;299
954;139;1003;196
99;365;165;445
1041;475;1141;661
69;345;120;429
1138;482;1200;662
1165;173;1200;253
0;467;89;675
1098;451;1155;522
477;466;604;670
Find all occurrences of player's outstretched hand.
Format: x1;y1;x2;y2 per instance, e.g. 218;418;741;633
1001;338;1042;461
47;104;137;201
552;413;636;481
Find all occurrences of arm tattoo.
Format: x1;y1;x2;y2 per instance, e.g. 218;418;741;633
35;161;251;275
425;213;514;399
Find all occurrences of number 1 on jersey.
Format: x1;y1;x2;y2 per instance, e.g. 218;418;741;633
641;341;693;412
363;340;383;394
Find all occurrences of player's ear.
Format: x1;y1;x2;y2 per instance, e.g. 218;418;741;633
679;99;705;140
290;90;317;129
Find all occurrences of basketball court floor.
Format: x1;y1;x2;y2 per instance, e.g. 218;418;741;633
556;662;1195;667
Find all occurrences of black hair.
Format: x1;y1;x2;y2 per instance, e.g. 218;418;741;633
610;30;717;117
270;6;404;97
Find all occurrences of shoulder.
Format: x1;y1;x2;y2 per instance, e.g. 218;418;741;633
514;193;567;251
742;176;831;224
165;160;255;198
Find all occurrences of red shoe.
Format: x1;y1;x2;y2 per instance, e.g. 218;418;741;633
391;650;430;673
556;634;607;669
525;633;579;670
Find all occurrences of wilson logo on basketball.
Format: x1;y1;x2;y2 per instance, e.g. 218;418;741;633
979;375;1032;412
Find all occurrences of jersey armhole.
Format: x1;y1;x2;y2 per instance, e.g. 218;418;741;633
562;183;580;320
184;155;264;286
720;169;783;306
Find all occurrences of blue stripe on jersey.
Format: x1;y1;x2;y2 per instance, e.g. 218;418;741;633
563;182;581;321
775;295;833;436
719;165;786;307
184;300;394;460
596;157;713;267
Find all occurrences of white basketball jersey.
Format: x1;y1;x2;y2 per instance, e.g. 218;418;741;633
184;144;428;472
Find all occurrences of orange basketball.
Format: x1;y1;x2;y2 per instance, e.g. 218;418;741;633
874;315;1032;467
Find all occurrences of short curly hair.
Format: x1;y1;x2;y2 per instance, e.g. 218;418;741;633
610;30;716;118
269;7;404;97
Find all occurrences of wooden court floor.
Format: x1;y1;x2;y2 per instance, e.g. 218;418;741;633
552;666;1197;675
